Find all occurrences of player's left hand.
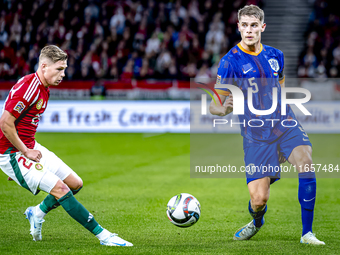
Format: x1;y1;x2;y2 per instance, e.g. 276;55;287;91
279;151;286;164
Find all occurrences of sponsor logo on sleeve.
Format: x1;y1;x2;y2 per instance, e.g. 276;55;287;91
216;75;221;84
14;101;26;113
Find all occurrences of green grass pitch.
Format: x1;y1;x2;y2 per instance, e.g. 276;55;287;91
0;133;339;254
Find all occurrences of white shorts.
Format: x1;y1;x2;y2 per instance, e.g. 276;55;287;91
0;141;76;195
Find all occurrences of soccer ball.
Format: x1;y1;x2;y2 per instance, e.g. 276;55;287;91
166;193;201;228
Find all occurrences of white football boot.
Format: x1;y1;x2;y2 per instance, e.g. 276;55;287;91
24;206;45;241
300;231;325;245
100;233;133;246
233;220;262;240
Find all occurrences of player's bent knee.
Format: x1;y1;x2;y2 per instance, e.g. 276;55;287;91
251;196;268;210
72;179;83;195
63;173;83;190
291;146;313;168
71;178;83;190
77;179;83;190
71;174;83;190
296;156;313;172
50;180;70;200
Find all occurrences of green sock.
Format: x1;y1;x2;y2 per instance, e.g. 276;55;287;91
57;191;103;235
39;187;83;213
39;194;59;213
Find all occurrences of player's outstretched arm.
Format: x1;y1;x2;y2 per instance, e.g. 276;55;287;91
209;94;233;116
0;110;42;162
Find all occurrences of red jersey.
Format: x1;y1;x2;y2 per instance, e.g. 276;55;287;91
0;73;49;154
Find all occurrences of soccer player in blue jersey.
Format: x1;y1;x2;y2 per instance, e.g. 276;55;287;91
209;5;325;245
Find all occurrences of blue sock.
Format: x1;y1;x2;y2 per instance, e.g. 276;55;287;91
248;200;267;228
298;171;316;236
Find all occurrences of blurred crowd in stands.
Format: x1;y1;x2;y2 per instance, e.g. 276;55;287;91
0;0;264;81
298;0;340;78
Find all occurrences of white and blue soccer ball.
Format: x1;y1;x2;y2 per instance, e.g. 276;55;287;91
166;193;201;228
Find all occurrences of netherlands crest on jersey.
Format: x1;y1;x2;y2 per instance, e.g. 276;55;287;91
268;58;279;72
14;101;26;113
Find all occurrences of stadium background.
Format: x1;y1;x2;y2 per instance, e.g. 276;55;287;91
0;0;339;254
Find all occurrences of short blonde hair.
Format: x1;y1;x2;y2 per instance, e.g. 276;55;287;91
39;45;68;65
238;5;264;24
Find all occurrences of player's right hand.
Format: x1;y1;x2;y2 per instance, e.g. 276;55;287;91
23;149;42;162
278;151;286;164
218;94;233;116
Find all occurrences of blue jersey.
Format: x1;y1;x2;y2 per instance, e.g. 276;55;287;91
216;43;297;143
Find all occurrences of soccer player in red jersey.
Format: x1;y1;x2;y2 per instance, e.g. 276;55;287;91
0;45;132;246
